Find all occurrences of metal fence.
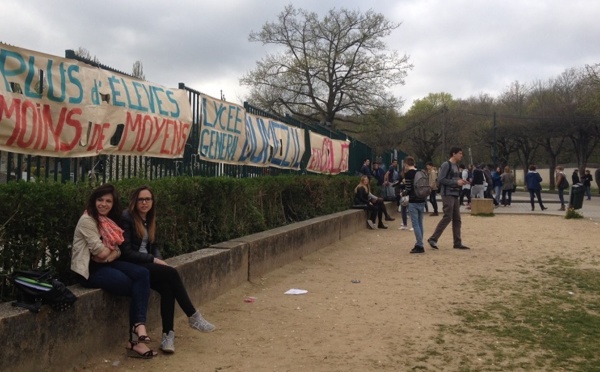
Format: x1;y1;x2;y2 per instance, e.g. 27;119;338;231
0;49;387;184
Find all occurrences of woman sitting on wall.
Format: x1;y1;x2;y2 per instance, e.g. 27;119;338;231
71;184;157;359
119;185;216;354
354;175;388;229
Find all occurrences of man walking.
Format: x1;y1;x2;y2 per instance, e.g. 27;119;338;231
427;147;470;250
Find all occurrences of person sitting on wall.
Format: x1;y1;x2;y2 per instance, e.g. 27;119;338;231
71;184;157;359
354;175;388;230
119;185;216;354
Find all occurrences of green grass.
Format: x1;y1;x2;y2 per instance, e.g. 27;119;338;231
435;257;600;371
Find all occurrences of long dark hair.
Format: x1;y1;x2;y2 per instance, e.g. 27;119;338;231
85;184;121;226
127;185;156;243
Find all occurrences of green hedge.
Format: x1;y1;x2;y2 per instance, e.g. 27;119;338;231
0;175;358;300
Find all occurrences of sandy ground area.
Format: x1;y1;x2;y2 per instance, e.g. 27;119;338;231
76;212;600;372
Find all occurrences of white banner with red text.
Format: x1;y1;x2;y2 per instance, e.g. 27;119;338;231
306;131;350;175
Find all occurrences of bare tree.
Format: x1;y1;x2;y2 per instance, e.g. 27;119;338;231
74;47;100;63
132;60;145;80
241;5;412;130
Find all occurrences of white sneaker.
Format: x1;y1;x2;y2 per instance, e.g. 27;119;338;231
409;227;414;231
398;205;402;212
189;311;215;332
160;330;175;353
399;225;408;230
367;220;377;229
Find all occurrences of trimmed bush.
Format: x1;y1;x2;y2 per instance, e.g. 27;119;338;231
0;175;358;300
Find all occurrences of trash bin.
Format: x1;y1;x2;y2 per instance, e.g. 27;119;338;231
569;183;585;209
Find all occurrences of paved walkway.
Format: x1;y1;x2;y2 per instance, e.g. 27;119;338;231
461;191;600;220
410;191;600;220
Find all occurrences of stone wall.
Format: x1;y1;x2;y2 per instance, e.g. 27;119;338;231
0;204;393;372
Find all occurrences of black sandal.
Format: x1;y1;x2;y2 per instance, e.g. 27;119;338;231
131;323;151;344
126;340;157;359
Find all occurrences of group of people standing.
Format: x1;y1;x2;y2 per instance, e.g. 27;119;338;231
71;184;215;359
457;163;517;208
355;147;469;254
356;149;596;254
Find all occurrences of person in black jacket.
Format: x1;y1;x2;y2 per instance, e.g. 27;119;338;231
120;185;215;354
572;169;580;185
403;156;427;254
354;175;387;229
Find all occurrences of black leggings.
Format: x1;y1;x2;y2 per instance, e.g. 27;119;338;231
140;262;196;333
367;202;384;224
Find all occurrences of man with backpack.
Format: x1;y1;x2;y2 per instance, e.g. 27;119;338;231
427;147;471;250
402;156;429;254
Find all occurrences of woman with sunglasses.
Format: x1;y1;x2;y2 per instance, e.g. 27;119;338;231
119;185;216;354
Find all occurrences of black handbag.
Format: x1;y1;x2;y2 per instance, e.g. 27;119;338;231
10;270;77;313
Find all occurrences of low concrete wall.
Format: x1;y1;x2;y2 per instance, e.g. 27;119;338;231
0;206;374;372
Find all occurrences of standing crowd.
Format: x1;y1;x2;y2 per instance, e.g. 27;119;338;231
355;149;596;254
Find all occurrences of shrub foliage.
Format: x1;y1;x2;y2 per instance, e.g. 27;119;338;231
0;175;357;300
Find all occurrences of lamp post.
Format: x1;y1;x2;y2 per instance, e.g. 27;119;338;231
492;112;497;165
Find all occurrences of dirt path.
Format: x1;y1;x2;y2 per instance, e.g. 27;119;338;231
76;214;600;371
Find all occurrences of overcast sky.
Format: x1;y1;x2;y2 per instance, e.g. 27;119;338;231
2;0;599;112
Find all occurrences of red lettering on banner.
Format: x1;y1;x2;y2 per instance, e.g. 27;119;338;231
62;108;82;151
120;112;190;156
87;123;111;152
307;148;323;171
2;94;82;152
2;95;22;146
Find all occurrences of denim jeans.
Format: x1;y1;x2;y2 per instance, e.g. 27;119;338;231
408;202;426;247
82;260;150;328
494;186;502;204
558;187;566;205
585;186;592;200
401;205;408;226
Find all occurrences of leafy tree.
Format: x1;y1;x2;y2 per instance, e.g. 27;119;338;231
132;60;145;80
241;5;412;130
402;93;456;163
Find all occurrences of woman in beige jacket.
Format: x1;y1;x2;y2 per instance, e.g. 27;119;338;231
71;184;157;359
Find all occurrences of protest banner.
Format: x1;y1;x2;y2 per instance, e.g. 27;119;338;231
199;93;246;164
0;43;192;158
306;131;350;175
202;100;305;170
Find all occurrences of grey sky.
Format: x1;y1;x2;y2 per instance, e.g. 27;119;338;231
2;0;599;112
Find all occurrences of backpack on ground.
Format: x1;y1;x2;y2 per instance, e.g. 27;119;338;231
413;169;432;199
9;270;77;313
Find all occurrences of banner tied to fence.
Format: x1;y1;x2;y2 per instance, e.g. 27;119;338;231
0;43;192;158
306;131;350;175
199;94;305;170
